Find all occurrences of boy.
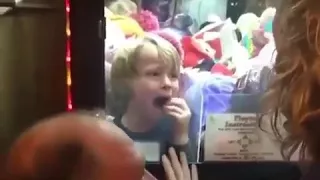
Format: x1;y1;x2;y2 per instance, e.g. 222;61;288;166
109;34;195;162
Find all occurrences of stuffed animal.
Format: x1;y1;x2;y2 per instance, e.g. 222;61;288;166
141;0;171;22
236;13;260;37
193;20;224;60
197;18;242;54
162;14;193;35
154;30;184;58
181;36;215;67
160;27;186;41
220;18;250;77
236;13;260;57
159;14;193;41
109;15;145;38
251;29;269;57
131;10;159;32
172;14;193;32
210;63;234;76
105;11;126;63
194;17;224;37
194;30;222;60
260;7;276;33
108;0;137;16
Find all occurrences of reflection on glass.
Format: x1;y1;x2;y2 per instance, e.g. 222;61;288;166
104;0;283;163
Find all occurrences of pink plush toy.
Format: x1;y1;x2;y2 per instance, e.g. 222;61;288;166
155;31;184;58
131;10;159;32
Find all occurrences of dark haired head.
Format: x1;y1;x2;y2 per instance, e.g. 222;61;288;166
5;113;144;180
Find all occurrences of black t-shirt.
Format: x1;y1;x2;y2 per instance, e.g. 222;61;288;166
113;116;195;162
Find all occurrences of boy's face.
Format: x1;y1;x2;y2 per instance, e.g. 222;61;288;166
130;43;180;118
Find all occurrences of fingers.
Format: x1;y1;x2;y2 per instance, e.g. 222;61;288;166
191;165;198;180
163;98;191;120
180;152;191;180
162;155;176;180
166;98;189;110
163;148;198;180
164;108;184;120
169;148;183;180
163;105;184;115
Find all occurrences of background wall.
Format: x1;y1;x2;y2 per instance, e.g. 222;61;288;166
0;4;66;154
185;0;228;31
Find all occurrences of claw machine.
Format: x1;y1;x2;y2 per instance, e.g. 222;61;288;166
68;0;302;179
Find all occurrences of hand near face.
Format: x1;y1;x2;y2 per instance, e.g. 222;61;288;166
163;98;191;144
162;148;198;180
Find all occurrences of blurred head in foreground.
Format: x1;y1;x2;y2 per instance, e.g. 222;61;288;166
5;113;144;180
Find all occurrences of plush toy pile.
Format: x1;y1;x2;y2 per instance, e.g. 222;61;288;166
105;1;277;132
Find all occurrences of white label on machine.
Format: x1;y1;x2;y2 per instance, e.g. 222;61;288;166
134;141;160;162
204;113;289;161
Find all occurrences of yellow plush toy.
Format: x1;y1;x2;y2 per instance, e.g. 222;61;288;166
109;15;145;38
108;0;137;16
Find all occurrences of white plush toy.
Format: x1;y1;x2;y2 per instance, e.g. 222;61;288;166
260;7;276;33
220;18;250;78
236;13;260;37
104;8;126;64
260;7;276;27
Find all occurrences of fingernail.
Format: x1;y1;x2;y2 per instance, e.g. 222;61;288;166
161;155;166;161
169;147;175;154
180;151;186;158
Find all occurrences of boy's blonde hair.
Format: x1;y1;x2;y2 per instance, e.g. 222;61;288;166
108;34;181;116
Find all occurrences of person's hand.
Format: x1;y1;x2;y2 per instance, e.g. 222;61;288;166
163;98;191;144
162;148;198;180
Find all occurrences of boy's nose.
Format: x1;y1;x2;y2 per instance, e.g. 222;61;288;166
161;75;172;90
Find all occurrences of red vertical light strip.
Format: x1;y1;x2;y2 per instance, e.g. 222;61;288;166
65;0;72;111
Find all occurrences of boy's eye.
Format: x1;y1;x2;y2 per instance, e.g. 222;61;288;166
147;71;160;76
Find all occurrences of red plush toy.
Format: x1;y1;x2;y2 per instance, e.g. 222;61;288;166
205;38;222;59
211;63;234;76
181;36;215;68
194;24;223;59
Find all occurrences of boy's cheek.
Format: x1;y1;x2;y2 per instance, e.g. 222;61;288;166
176;82;183;97
177;89;183;98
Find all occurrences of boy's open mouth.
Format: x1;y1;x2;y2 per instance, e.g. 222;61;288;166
153;96;170;108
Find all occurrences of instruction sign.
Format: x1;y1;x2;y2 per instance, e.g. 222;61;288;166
204;113;284;161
